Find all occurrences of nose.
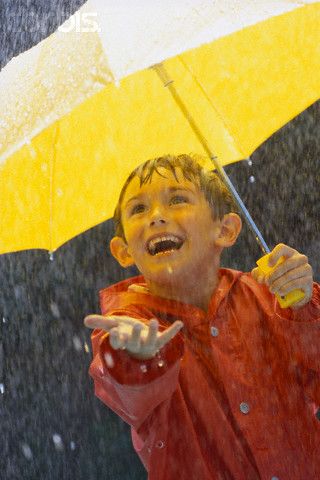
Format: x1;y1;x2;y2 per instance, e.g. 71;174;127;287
149;205;166;227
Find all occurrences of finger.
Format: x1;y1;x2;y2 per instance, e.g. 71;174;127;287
138;319;159;356
156;321;184;349
145;319;159;348
268;243;296;267
269;263;312;293
108;315;145;327
84;314;119;330
109;327;127;350
272;276;312;299
267;254;309;285
126;323;143;352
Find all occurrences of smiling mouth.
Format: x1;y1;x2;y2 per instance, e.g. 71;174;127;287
147;235;184;256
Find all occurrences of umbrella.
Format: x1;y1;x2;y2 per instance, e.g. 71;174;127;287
0;0;319;257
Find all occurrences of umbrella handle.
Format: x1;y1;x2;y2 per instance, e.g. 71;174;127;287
256;254;305;308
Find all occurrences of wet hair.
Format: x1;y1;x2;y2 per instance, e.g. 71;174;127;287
113;154;238;239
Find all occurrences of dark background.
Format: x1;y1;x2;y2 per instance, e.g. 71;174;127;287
0;1;319;479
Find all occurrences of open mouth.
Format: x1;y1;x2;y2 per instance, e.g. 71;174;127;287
147;234;184;256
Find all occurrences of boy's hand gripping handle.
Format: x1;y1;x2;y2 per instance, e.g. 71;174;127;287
256;254;305;308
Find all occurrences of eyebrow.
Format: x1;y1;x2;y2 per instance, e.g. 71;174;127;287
124;195;143;208
167;186;195;194
124;185;195;208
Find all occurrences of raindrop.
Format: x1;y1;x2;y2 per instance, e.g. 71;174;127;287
104;352;114;368
2;316;6;323
72;336;82;352
21;443;33;460
49;252;54;261
56;188;63;197
140;364;147;373
50;302;60;319
14;285;24;299
158;360;165;368
0;383;5;394
52;433;64;451
249;175;255;183
70;441;76;451
246;158;253;166
84;342;90;353
28;145;37;158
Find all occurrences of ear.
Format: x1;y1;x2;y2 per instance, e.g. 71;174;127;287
215;213;242;248
110;236;135;268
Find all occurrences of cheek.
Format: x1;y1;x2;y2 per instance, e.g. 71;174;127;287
123;219;141;239
193;219;221;247
177;208;199;224
124;227;145;254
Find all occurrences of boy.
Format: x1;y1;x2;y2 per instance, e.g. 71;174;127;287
85;154;319;480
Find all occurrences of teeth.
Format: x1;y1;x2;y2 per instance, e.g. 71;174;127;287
147;235;182;255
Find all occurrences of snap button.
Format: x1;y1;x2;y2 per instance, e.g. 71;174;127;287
210;326;219;337
239;402;250;414
156;440;165;449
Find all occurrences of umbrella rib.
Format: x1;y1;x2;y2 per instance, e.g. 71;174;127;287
49;122;59;254
152;63;270;256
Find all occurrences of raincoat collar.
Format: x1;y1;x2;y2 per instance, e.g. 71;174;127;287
100;268;244;329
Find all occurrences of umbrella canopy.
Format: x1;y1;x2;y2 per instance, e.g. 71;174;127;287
0;0;319;254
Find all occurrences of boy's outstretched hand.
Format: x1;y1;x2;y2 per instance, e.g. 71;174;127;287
84;315;184;360
251;243;313;309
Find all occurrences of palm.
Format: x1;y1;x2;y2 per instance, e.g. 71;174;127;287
84;314;183;360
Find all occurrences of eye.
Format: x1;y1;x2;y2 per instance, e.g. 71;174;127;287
170;195;189;205
130;203;146;215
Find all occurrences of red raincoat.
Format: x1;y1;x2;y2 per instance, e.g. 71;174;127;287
89;269;320;480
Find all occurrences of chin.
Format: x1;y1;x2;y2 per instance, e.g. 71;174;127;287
144;263;190;285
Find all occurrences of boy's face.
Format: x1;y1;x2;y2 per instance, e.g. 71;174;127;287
112;168;234;286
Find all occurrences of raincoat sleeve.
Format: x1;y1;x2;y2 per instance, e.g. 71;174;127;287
89;314;184;430
272;282;320;403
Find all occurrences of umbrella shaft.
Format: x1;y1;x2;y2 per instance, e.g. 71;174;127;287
152;63;270;256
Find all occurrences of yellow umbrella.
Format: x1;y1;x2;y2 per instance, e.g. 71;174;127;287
0;0;319;255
